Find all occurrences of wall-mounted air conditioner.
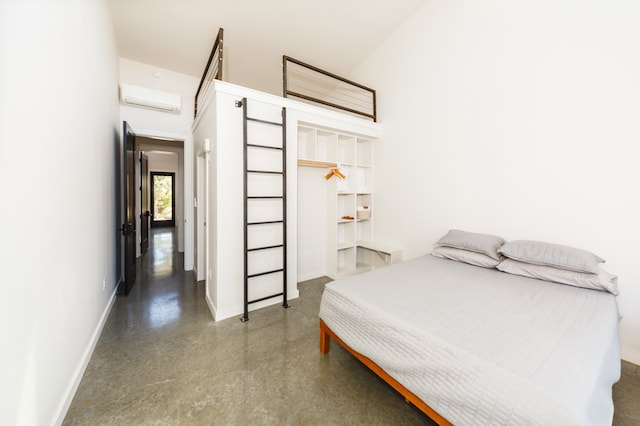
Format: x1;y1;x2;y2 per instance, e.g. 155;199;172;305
120;83;182;113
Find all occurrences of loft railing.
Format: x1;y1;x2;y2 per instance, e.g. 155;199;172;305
194;27;224;119
282;55;376;122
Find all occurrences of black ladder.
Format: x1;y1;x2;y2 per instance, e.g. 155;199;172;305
237;97;289;322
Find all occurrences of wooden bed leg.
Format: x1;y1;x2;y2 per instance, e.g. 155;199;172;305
319;320;331;354
316;319;452;425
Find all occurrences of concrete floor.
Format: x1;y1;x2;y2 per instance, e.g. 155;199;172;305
65;228;640;425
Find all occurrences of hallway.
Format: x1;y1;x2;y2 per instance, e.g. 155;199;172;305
64;227;211;423
117;228;206;332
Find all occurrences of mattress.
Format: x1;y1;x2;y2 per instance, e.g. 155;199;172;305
319;255;621;425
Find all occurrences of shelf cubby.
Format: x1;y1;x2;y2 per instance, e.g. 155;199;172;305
336;165;352;194
355;166;373;194
337;247;356;275
297;126;316;160
357;138;373;166
338;134;356;165
337;193;355;220
337;221;355;248
316;130;338;162
356;218;372;242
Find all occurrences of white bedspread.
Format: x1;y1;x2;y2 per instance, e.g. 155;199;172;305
319;255;620;425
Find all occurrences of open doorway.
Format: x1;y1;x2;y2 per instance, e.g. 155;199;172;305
150;171;176;227
115;125;194;279
135;139;184;259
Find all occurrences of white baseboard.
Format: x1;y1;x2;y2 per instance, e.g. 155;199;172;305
297;272;326;283
54;285;118;425
214;290;300;322
205;292;217;320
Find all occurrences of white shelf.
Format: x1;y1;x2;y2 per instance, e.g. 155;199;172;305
356;241;404;269
298;123;385;279
357;240;403;253
332;130;374;276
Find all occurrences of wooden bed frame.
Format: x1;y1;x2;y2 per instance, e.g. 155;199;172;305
319;319;452;425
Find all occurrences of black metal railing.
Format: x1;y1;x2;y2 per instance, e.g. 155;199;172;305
282;55;376;122
194;28;224;119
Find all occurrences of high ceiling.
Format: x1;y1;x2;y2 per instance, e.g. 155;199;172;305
109;0;425;95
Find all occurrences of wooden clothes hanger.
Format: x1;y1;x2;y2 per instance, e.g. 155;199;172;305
324;167;346;180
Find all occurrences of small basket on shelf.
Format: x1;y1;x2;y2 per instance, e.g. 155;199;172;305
356;205;371;220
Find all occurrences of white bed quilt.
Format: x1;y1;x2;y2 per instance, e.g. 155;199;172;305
319;255;620;425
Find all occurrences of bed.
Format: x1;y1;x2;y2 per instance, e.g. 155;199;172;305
319;246;621;425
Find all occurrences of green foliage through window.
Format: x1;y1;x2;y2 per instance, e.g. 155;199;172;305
153;175;173;221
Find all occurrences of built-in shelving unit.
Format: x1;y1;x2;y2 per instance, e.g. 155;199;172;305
298;124;390;278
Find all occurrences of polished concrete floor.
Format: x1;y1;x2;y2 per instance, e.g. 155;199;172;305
64;228;640;425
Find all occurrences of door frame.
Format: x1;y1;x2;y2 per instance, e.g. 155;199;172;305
140;152;150;255
132;129;194;270
150;171;176;228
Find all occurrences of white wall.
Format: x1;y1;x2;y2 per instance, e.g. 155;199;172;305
147;151;179;173
0;0;120;423
351;0;640;364
195;154;207;281
297;166;328;281
192;93;219;310
119;58;200;270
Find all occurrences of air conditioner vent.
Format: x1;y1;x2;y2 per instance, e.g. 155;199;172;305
120;83;181;113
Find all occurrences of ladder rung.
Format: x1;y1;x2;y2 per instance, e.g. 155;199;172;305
247;170;283;175
248;244;283;252
248;268;284;279
247;117;283;127
248;292;284;305
248;196;283;199
247;143;283;151
248;220;283;226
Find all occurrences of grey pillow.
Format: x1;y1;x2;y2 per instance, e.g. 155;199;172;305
497;258;618;295
498;240;604;274
435;229;505;261
432;246;500;268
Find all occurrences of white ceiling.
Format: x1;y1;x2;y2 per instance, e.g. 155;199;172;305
109;0;425;95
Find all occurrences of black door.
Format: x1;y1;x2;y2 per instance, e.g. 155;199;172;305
140;153;150;255
150;172;176;228
118;121;137;295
